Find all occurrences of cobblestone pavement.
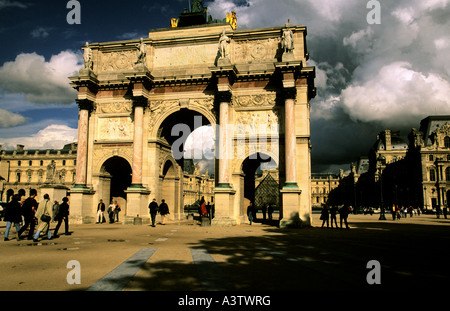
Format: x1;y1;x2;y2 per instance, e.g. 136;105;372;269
0;212;449;293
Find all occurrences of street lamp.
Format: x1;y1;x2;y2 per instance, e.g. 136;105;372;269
377;155;386;220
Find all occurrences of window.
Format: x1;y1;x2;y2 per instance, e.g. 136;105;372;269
446;167;450;181
445;136;450;148
429;155;434;161
17;160;21;166
29;160;32;166
430;169;436;181
40;160;44;166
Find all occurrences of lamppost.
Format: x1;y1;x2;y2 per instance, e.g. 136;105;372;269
377;155;386;220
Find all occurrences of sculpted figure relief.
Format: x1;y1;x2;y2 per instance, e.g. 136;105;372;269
281;23;294;54
83;42;93;70
219;29;231;59
135;38;146;65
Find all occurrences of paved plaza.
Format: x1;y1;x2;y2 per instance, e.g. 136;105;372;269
1;212;449;293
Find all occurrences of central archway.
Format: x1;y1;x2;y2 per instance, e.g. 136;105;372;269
155;107;215;220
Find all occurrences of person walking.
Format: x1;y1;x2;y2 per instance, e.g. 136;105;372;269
54;197;70;237
4;194;22;241
148;198;158;227
247;201;255;225
114;201;121;222
96;199;106;223
320;206;329;228
107;200;115;223
268;204;273;221
330;205;338;228
159;199;169;225
33;194;53;242
17;189;39;240
52;201;59;223
339;204;350;229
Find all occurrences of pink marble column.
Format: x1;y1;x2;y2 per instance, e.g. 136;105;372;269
74;99;93;187
131;98;147;187
284;88;298;187
217;91;232;188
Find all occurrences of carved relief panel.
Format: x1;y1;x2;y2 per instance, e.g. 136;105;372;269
97;117;133;141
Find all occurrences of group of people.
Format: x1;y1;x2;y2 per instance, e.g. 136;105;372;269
148;198;170;227
246;202;276;225
96;199;121;224
3;189;70;242
390;205;423;220
320;205;350;229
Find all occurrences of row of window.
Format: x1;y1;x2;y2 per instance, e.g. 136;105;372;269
429;167;450;182
14;160;76;167
14;170;76;183
428;154;450;161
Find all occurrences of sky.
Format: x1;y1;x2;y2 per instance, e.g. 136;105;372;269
0;0;450;174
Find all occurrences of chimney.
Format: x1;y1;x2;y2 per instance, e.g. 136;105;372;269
17;144;24;152
384;130;391;151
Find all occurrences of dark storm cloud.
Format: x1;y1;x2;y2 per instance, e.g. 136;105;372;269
206;0;450;173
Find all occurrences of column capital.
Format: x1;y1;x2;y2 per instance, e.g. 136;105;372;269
76;99;95;112
132;96;148;108
216;90;232;103
283;87;297;100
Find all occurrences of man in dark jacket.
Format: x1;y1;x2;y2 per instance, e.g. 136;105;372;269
54;197;70;237
159;199;169;225
148;198;158;227
17;189;39;240
4;194;23;241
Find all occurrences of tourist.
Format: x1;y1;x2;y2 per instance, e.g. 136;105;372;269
52;200;59;222
96;199;106;223
159;199;169;225
268;204;273;221
4;194;22;241
330;205;338;228
247;201;255;225
107;201;115;223
17;189;39;240
339;205;350;229
54;197;70;237
33;194;53;242
114;201;121;222
148;198;158;227
320;206;329;228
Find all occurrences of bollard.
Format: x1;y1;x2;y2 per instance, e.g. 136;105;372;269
133;214;143;225
201;216;211;227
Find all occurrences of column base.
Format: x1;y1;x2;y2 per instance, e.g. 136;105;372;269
125;187;150;220
69;187;95;224
213;186;237;226
216;182;232;188
280;187;304;228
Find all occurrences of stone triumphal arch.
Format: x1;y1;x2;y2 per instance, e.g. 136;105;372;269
69;16;315;228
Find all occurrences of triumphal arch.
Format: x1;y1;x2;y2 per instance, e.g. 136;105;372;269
69;7;316;228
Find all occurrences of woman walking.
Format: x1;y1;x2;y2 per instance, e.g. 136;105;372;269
33;194;53;242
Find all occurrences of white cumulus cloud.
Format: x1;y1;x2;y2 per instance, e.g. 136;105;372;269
0;124;77;150
0;51;82;105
